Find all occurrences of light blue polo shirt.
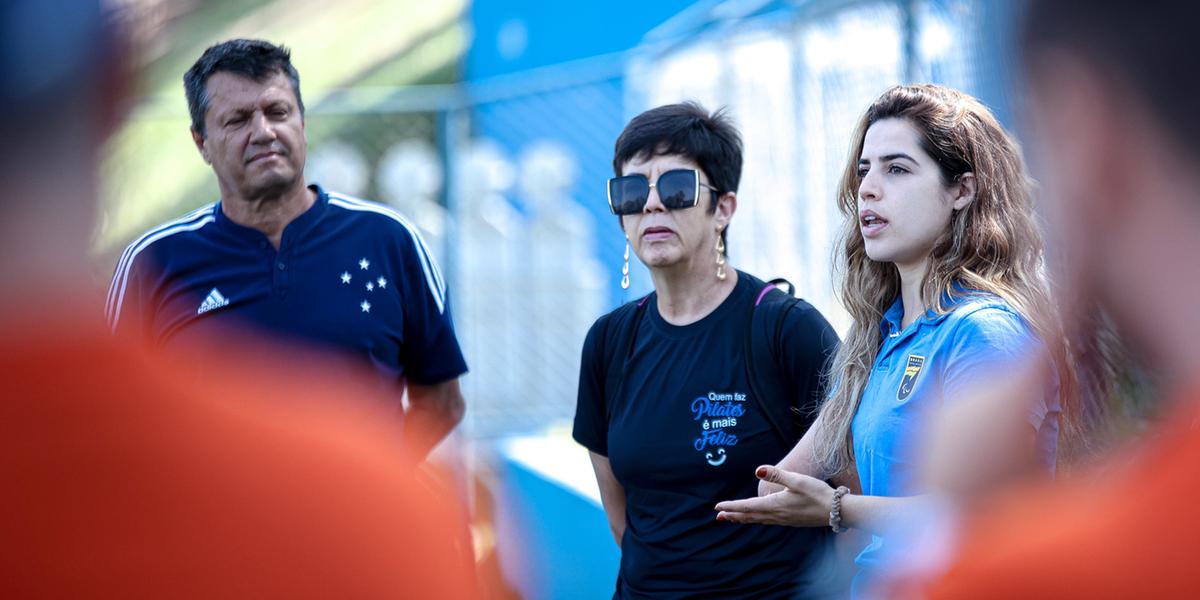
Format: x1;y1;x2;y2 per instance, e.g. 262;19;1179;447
849;291;1060;585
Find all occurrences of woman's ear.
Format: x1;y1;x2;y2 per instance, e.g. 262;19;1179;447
952;172;977;210
716;191;737;228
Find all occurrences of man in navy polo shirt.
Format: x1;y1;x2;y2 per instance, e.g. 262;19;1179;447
106;39;466;458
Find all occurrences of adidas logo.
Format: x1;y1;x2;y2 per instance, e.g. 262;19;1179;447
197;288;230;315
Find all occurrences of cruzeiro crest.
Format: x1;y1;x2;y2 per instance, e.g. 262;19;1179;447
339;256;389;314
897;354;926;401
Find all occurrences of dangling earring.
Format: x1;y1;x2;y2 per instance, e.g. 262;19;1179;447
715;231;727;281
621;242;631;290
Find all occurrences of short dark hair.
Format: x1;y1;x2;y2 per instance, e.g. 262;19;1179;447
1021;1;1199;159
184;39;304;137
612;102;744;215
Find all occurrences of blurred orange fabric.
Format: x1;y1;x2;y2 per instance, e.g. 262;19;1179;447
0;311;477;599
919;391;1200;599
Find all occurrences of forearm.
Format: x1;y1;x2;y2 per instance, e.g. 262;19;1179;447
761;418;823;495
776;433;820;476
405;380;465;460
839;493;926;536
603;495;627;545
404;404;461;459
588;452;627;547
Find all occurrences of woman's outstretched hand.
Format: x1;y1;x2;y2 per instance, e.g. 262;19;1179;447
715;465;835;527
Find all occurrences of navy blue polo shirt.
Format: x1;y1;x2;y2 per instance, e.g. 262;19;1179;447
106;184;467;388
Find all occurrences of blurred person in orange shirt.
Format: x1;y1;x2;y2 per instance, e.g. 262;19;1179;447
910;0;1200;597
0;2;475;597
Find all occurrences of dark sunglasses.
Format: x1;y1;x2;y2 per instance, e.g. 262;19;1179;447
607;169;718;216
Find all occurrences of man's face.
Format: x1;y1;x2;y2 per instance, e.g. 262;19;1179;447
192;70;306;201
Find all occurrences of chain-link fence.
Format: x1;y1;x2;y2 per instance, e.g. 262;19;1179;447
626;0;994;333
98;0;1011;443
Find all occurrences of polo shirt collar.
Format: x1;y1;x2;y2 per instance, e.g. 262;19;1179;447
878;282;983;337
212;184;329;247
880;296;904;337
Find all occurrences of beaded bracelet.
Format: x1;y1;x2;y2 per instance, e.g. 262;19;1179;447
829;486;851;533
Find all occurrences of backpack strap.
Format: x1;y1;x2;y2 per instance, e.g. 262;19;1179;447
743;279;805;448
602;294;652;422
761;277;795;299
602;283;802;450
763;279;802;385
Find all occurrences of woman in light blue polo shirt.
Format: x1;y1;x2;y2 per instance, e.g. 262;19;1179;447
715;84;1077;594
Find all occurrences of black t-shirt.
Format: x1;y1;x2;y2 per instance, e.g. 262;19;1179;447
574;271;840;599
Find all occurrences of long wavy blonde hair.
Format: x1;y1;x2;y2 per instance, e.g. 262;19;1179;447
813;84;1082;476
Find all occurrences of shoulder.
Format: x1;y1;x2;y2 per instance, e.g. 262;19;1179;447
779;298;830;326
105;204;217;325
747;278;832;334
323;189;425;242
584;296;650;353
109;203;220;307
943;295;1035;352
587;297;647;339
947;295;1029;332
323;190;445;291
762;294;840;371
115;203;219;265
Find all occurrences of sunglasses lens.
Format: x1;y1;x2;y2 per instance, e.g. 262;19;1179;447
656;170;699;210
609;175;649;215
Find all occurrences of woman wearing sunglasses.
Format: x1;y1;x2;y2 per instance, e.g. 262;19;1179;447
713;84;1078;596
573;102;841;598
